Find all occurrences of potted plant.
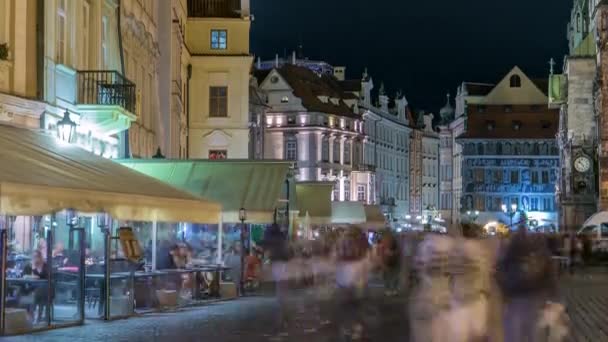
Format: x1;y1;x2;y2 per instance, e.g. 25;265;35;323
0;43;8;60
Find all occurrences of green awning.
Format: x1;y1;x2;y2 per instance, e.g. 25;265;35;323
118;160;291;223
332;202;366;225
295;182;333;224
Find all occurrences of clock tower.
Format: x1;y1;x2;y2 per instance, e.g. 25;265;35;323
551;0;598;231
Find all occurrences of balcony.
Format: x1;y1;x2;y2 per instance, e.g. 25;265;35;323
354;164;377;172
187;0;241;18
53;66;136;136
78;71;136;113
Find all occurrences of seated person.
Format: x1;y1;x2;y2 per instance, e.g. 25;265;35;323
22;250;48;323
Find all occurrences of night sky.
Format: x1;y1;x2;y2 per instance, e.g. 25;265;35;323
251;0;572;112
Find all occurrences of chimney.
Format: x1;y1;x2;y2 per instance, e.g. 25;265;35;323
256;56;261;69
292;51;297;65
333;66;346;81
275;54;279;68
241;0;250;17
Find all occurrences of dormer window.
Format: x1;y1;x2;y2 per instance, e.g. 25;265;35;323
512;120;522;131
287;116;296;125
510;74;521;88
330;98;340;106
281;96;289;103
318;96;329;103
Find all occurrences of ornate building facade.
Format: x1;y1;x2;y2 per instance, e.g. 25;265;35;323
254;64;374;203
457;67;560;230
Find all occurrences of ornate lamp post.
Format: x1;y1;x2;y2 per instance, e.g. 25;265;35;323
57;110;77;143
466;210;480;223
502;203;518;229
238;208;247;295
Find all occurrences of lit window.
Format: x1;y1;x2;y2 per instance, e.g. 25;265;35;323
101;16;109;68
281;96;289;103
333;140;340;163
209;86;228;117
209;150;227;159
510;74;521;88
211;30;227;50
322;137;329;161
333;182;340;201
344;179;351;201
285;136;297;160
343;141;351;164
81;2;90;68
57;0;67;64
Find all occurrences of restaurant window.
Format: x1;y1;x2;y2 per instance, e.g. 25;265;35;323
208;150;227;159
211;29;227;50
358;184;367;202
285;136;297;161
511;170;519;184
209;86;228;117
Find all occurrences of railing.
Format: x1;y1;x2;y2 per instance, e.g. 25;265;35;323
354;164;377;172
187;0;241;18
77;71;136;113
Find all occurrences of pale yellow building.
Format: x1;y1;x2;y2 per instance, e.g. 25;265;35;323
0;0;162;159
185;0;253;159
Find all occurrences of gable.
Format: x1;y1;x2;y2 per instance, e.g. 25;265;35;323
259;69;293;92
483;66;548;105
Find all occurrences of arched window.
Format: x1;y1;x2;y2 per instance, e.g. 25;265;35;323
577;13;581;32
510;74;521;88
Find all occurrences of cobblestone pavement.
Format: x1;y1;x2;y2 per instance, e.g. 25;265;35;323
1;289;409;342
561;270;608;342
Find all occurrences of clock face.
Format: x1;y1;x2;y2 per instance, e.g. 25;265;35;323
574;156;591;173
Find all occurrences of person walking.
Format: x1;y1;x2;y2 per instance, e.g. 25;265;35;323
379;231;401;296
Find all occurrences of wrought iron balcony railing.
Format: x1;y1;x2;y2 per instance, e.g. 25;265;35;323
187;0;241;18
77;70;136;113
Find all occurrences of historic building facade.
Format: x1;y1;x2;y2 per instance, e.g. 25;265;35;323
255;64;374;203
186;0;253;159
457;67;560;230
0;0;165;159
550;0;598;230
421;113;440;219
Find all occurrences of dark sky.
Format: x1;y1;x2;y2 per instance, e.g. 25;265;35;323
251;0;572;112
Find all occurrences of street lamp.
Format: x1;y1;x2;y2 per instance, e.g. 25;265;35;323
57;110;77;143
238;208;247;295
502;203;518;229
466;210;480;223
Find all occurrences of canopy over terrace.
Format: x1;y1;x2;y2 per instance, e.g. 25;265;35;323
117;160;292;224
331;202;387;229
295;182;333;225
0;124;220;223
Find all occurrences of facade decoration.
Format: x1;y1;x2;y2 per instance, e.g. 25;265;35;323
455;67;559;230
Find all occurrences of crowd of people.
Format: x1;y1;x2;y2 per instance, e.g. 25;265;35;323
257;225;573;341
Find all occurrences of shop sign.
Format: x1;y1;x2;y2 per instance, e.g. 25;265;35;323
118;227;143;262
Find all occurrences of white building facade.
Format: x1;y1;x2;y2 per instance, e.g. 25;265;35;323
421;114;440;219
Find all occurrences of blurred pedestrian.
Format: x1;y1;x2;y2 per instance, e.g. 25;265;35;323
379;231;401;296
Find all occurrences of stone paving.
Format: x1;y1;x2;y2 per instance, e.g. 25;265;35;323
561;271;608;342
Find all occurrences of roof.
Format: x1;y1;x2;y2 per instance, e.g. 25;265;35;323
531;78;549;96
458;105;558;139
267;64;360;118
0;124;220;222
118;160;291;223
340;79;362;92
463;82;495;96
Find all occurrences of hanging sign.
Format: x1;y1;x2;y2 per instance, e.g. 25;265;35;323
118;227;143;262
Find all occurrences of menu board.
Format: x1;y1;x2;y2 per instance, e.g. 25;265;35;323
118;227;142;262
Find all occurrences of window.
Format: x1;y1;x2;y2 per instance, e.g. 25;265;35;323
494;169;502;183
101;16;109;68
57;0;67;64
357;185;367;202
511;170;519;184
211;29;227;50
510;74;521;88
543;198;553;212
281;96;289;103
333;182;340;201
542;170;549;184
208;150;227;159
81;2;90;68
474;169;484;183
344;180;351;201
333;140;340;163
344;141;351;164
209;86;228;117
532;171;539;184
531;197;539;211
322;137;329;161
474;196;485;211
285;136;297;160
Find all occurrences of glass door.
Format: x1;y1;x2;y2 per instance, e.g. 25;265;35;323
50;211;85;326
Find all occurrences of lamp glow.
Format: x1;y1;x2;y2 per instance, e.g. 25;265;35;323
57;110;77;143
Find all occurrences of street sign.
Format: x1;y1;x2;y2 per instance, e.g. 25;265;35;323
118;227;142;262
